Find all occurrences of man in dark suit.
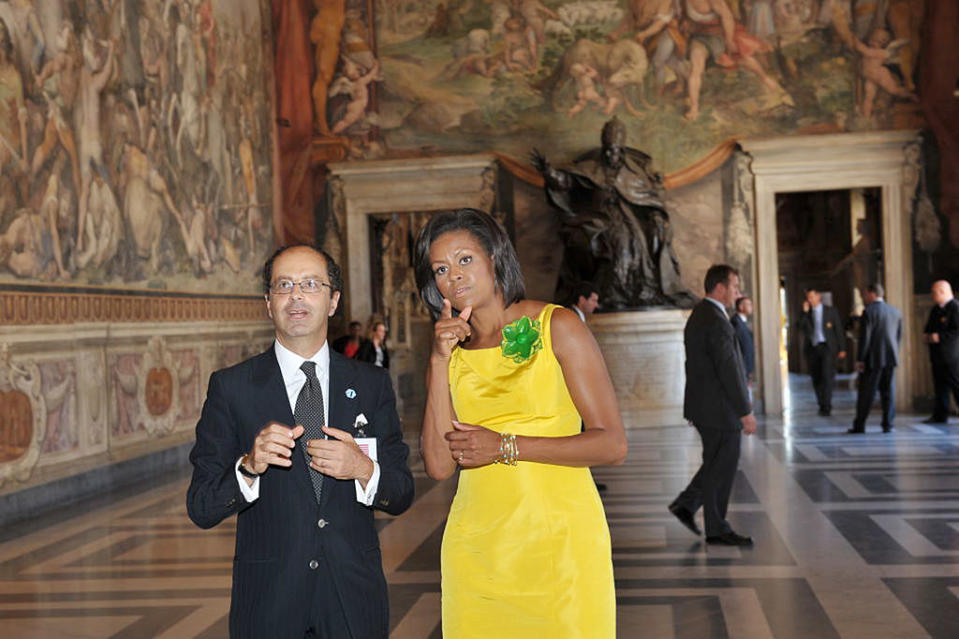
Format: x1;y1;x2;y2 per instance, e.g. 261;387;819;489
187;245;414;639
923;280;959;423
569;283;600;322
669;264;756;546
731;296;755;384
849;283;902;433
798;288;846;416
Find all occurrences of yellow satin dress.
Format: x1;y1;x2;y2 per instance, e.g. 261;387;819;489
442;304;616;638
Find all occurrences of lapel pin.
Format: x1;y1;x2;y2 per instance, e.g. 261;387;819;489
345;388;356;399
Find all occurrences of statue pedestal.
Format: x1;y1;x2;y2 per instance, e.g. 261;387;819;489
588;309;690;428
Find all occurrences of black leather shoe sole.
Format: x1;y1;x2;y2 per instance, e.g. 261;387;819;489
706;532;753;546
668;504;701;536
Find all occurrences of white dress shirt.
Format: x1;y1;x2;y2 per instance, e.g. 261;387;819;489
571;305;586;322
236;340;380;505
811;304;825;345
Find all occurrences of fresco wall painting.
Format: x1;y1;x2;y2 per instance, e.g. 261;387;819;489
0;0;278;495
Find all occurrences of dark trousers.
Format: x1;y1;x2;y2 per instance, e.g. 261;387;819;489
673;426;741;537
853;365;896;429
807;343;836;411
931;359;959;420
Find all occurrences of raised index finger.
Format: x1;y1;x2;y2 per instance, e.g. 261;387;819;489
441;298;452;320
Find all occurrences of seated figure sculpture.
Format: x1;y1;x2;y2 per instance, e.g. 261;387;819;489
532;117;696;310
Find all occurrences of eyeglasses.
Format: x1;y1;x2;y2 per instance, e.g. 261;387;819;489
269;279;332;295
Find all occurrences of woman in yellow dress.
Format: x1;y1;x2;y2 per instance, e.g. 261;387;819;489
414;208;627;638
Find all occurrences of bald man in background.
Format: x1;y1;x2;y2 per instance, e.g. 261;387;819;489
923;280;959;424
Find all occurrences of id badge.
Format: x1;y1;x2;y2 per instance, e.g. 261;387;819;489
355;438;378;462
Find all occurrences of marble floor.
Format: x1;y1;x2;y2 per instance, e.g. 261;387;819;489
2;375;959;638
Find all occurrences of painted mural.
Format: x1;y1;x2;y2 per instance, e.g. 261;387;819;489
370;0;925;174
0;0;274;293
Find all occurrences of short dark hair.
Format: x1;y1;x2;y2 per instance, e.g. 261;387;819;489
348;320;362;328
414;208;525;318
570;282;598;305
866;282;884;297
261;244;343;295
735;296;750;312
704;264;738;294
804;287;819;296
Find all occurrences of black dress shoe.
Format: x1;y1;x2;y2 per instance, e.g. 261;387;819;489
706;531;753;546
922;416;947;424
846;426;865;434
882;424;894;433
668;503;701;536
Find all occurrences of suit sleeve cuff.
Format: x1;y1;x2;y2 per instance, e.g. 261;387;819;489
355;460;380;506
235;457;260;503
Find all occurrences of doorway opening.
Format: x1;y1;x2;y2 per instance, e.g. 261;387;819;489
775;187;883;413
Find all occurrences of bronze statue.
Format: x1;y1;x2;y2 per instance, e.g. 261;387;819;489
532;117;695;310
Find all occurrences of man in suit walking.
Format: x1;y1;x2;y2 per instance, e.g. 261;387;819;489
849;283;902;433
669;264;756;546
187;244;414;639
923;280;959;423
798;288;846;416
731;296;755;384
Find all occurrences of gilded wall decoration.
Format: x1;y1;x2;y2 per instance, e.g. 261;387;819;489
0;0;275;293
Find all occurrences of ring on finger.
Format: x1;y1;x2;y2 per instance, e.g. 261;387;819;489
458;452;464;463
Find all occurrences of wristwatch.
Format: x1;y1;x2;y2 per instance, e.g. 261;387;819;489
238;454;260;478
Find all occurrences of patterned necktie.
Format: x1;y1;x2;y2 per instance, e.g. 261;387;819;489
295;361;325;503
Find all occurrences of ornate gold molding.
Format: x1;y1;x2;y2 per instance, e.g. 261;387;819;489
0;290;266;325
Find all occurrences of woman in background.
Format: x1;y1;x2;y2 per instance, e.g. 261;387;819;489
356;319;389;368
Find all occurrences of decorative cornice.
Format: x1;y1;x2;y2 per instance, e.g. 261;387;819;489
0;290;266;325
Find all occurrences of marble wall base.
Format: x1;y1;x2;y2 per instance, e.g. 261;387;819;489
0;321;274;508
590;310;690;428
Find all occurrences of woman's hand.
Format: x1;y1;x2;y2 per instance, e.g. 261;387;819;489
433;298;472;360
444;420;501;468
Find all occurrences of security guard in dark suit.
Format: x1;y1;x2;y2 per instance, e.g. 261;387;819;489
923;280;959;423
798;288;846;416
849;283;902;433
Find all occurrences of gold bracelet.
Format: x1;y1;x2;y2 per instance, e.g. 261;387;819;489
493;432;518;466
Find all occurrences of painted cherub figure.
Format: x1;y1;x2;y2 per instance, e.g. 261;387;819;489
330;57;380;136
854;28;917;119
567;62;607;117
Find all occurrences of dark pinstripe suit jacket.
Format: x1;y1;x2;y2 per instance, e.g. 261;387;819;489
187;347;413;638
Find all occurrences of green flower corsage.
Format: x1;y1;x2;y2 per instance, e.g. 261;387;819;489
500;315;543;363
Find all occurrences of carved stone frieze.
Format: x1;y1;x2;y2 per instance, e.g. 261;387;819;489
0;291;264;326
727;152;755;271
